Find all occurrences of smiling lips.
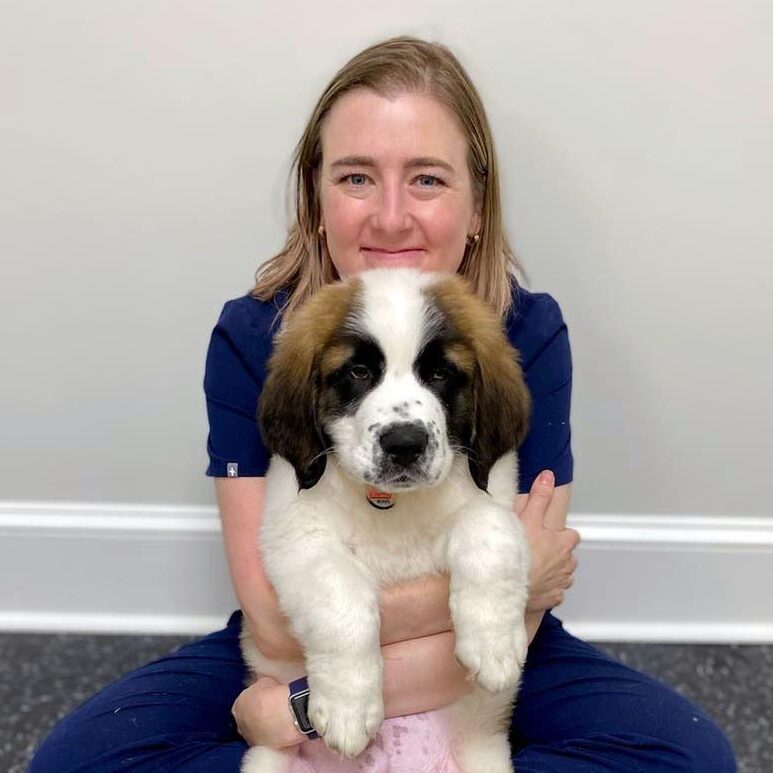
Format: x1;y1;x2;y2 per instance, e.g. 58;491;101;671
362;247;426;259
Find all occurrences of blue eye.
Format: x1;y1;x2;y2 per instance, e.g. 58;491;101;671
417;175;442;187
348;174;367;186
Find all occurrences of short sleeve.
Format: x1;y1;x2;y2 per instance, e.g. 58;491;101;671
203;297;278;477
509;291;574;493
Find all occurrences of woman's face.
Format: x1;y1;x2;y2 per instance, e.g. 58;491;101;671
318;89;481;277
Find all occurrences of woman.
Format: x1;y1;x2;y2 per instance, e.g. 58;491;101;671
30;36;735;772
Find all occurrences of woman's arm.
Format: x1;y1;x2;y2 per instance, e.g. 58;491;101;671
236;598;547;749
234;630;472;748
216;477;457;657
216;477;305;659
217;469;574;653
230;472;577;748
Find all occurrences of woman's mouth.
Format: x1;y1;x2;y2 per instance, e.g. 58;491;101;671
361;247;426;261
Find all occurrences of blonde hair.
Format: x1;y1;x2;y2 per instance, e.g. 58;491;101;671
251;35;527;322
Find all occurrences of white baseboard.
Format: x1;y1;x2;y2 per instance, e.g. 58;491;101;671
2;502;772;643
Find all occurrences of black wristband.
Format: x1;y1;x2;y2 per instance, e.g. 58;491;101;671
288;676;319;740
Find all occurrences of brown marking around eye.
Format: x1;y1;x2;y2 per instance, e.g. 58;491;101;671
272;276;363;382
444;340;476;376
320;341;355;377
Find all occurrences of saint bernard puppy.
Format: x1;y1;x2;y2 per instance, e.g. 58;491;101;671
241;268;532;773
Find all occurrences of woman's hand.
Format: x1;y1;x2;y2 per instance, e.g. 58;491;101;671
517;471;580;612
232;676;305;750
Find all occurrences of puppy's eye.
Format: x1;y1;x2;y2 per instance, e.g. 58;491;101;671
431;366;452;382
350;364;371;380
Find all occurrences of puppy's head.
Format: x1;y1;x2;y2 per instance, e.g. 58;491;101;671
259;269;530;492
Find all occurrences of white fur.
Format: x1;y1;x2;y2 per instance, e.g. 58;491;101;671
241;269;530;773
331;270;453;490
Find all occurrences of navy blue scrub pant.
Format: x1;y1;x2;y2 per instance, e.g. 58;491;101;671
29;611;736;772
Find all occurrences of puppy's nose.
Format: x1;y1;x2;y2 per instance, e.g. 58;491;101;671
379;423;429;465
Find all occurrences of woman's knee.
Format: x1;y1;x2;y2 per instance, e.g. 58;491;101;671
516;618;736;771
28;682;245;773
515;721;735;773
28;617;247;772
680;715;736;772
595;686;737;771
624;679;736;771
30;730;247;773
29;716;96;773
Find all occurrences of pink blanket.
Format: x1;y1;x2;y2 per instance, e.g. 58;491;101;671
284;710;463;772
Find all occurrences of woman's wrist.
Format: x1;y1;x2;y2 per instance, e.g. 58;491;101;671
265;682;309;748
525;609;544;644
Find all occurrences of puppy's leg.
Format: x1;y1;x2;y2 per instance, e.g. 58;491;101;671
446;686;517;773
446;499;530;695
262;529;384;759
455;733;514;773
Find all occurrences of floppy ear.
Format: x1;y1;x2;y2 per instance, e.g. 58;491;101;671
258;279;360;489
259;327;327;489
468;343;531;491
425;274;532;492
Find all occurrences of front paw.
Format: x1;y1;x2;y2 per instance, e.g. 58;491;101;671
308;668;384;758
455;621;528;694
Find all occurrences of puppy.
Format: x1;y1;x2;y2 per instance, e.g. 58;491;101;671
240;268;531;773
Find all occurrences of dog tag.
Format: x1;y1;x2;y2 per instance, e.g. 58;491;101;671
366;488;395;510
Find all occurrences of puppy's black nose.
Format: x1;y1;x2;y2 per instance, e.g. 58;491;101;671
379;423;429;466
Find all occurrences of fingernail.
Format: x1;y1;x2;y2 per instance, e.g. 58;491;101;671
539;471;554;486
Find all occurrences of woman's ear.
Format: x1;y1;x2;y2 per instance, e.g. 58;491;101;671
468;211;481;239
469;194;483;236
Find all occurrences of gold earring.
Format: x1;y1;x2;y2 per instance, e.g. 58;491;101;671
467;233;480;246
318;224;325;238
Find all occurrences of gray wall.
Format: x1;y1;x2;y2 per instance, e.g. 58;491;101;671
2;1;770;515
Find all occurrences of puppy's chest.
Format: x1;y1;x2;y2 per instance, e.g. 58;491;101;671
338;508;450;584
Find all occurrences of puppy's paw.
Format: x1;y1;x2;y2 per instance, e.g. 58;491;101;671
455;621;527;694
308;674;384;758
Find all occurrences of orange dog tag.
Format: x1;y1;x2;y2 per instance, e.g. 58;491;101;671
366;488;395;510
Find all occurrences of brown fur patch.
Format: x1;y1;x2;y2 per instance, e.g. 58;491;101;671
425;274;532;490
259;277;363;487
444;340;476;376
319;341;356;377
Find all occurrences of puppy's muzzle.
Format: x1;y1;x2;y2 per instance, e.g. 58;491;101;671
378;423;429;467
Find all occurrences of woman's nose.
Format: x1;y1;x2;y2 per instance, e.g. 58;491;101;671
371;183;412;234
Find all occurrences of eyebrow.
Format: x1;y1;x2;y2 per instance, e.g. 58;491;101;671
330;155;455;173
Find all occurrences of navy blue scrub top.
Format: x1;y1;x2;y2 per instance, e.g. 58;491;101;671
204;283;574;493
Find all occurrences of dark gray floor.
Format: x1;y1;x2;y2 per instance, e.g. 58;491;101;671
2;633;770;772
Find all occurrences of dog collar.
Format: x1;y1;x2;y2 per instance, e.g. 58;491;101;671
366;487;395;510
